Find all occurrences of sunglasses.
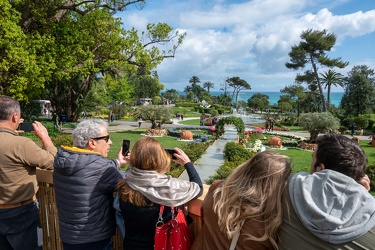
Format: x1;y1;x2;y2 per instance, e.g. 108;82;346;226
91;135;110;143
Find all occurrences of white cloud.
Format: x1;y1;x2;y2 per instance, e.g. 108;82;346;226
118;0;375;92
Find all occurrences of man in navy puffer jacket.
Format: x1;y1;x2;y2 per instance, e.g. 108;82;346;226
54;119;129;250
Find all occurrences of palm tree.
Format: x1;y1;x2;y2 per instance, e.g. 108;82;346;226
189;76;201;85
320;69;344;106
203;81;214;93
189;76;203;100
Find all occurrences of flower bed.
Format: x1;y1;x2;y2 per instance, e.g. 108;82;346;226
167;127;211;143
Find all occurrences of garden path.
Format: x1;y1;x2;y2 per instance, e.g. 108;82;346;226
178;125;238;183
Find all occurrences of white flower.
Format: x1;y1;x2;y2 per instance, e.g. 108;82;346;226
247;139;263;153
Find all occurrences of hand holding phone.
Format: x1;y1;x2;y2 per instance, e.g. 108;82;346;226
122;139;130;156
165;148;177;160
18;122;34;132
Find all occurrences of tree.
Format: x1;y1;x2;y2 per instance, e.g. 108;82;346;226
103;75;134;104
299;112;340;142
184;85;192;94
226;77;251;105
188;76;205;100
134;105;173;129
203;81;214;93
220;78;231;112
7;2;185;121
277;95;293;114
152;96;162;105
320;69;344;106
132;74;164;99
162;89;180;104
0;1;52;101
186;91;194;102
280;84;306;116
341;65;375;116
189;76;201;85
247;93;269;113
285;29;348;112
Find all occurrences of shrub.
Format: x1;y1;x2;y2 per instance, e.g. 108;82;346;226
205;160;243;184
224;142;254;162
184;141;213;162
299;112;340;142
110;104;129;120
203;108;212;114
353;116;369;130
366;163;375;192
339;125;348;134
52;134;73;147
175;102;196;107
167;141;212;178
210;109;218;117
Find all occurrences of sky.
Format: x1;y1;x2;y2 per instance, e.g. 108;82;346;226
116;0;375;93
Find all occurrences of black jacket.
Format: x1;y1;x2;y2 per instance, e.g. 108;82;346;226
53;146;124;244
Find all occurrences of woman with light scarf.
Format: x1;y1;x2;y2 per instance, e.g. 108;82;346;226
117;137;203;250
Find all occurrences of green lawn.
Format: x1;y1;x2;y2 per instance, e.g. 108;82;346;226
107;130;190;159
269;148;311;173
170;107;200;118
178;119;200;126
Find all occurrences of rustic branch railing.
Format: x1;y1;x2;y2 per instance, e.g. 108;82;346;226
36;169;207;250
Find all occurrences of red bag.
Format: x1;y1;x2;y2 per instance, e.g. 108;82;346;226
154;205;194;250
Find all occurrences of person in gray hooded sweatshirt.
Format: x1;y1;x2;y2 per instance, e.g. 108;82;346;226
278;134;375;249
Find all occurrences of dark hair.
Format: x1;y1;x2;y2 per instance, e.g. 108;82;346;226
314;134;367;181
0;96;20;121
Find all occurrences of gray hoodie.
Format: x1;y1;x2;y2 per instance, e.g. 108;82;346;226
289;169;375;244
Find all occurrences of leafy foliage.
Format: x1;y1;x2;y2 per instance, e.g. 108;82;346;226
366;163;375;192
299;112;340;142
0;1;51;101
223;142;254;162
134;105;173;129
214;116;245;138
341;65;375;116
205;142;255;184
167;141;212;178
5;2;185;119
247;93;270;112
226;77;251;103
285;29;348;112
320;69;344;106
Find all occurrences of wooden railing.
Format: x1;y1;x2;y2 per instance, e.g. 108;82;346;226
36;169;208;250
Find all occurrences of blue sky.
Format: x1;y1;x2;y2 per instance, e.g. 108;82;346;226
117;0;375;92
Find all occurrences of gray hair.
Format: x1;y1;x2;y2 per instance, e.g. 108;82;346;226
72;119;108;148
0;96;20;121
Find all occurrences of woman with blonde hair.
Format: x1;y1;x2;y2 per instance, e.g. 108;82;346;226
117;136;203;250
192;151;292;250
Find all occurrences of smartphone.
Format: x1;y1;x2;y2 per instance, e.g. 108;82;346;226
122;139;130;156
19;122;34;132
165;148;177;160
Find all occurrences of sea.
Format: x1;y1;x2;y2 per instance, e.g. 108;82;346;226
178;91;344;107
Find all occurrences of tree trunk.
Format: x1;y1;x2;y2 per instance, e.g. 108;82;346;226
327;85;331;106
309;131;319;143
310;55;327;112
151;119;157;129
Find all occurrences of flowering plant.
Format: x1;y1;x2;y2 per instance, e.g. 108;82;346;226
246;139;263;153
263;131;306;141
